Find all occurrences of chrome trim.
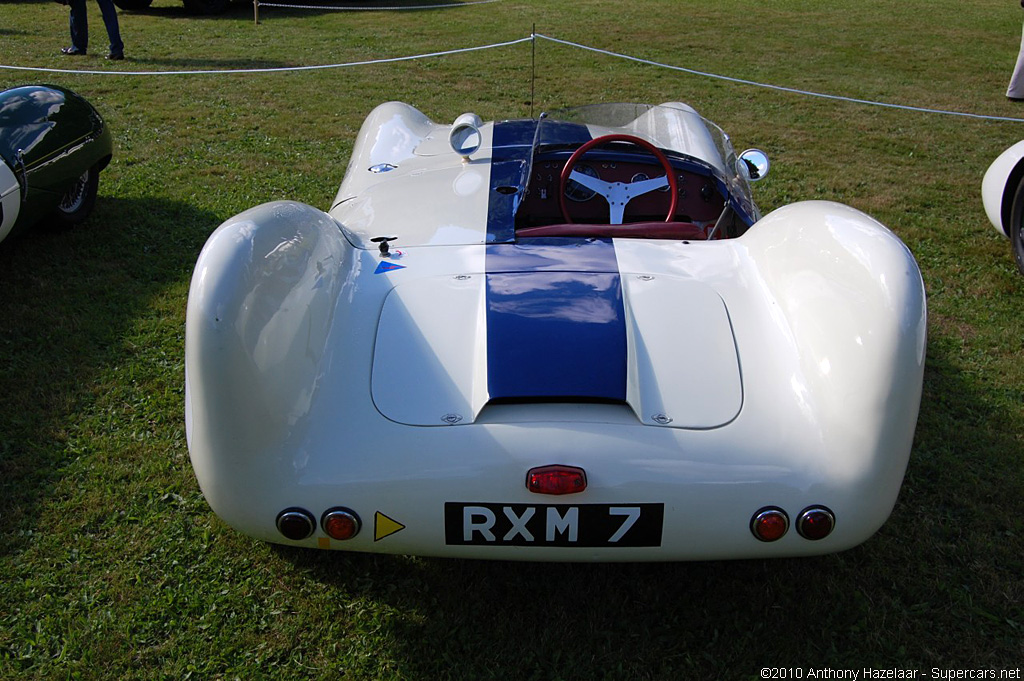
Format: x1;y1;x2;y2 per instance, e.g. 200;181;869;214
750;506;789;542
275;508;316;540
320;507;362;540
796;505;836;540
15;149;27;201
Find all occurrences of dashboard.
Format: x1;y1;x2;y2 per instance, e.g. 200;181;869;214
517;151;726;227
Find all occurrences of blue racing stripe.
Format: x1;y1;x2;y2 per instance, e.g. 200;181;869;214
485;238;627;402
485;118;597;242
486;120;536;243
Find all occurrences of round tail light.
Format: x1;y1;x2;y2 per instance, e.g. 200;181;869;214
276;508;316;540
321;507;361;541
751;507;789;542
797;506;835;540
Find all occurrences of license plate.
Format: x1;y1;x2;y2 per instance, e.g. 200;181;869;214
444;502;664;547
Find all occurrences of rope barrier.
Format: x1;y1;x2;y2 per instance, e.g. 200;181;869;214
0;31;1021;123
0;37;532;76
534;35;1024;124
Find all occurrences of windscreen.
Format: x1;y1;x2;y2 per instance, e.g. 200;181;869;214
532;102;759;225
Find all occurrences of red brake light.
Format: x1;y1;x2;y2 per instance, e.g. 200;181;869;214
321;507;361;540
797;506;835;540
751;507;789;542
526;465;587;495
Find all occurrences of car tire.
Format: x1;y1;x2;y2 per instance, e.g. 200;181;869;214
50;166;99;228
1014;215;1024;276
1009;177;1024;275
182;0;231;14
112;0;154;9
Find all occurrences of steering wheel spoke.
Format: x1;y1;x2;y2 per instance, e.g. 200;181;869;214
568;169;615;196
625;175;668;196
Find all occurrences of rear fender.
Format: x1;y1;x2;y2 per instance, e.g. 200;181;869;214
740;201;927;514
185;201;351;514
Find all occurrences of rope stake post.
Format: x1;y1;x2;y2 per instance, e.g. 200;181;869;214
254;0;259;25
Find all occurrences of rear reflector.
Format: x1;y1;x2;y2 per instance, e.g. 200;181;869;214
526;465;587;495
321;507;361;541
750;507;789;542
797;506;835;540
276;508;316;540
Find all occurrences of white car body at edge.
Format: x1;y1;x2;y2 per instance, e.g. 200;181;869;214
982;138;1024;238
185;102;926;561
982;139;1024;275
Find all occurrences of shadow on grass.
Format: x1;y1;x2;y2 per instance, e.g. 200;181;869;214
268;339;1024;675
0;195;219;557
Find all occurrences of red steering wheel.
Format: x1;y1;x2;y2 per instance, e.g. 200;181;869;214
558;133;678;224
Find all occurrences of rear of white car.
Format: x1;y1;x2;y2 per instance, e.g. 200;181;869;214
186;102;925;561
185;197;925;561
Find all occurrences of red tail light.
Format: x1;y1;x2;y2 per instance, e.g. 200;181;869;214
797;506;835;540
750;507;789;542
321;507;361;540
276;508;316;540
526;465;587;495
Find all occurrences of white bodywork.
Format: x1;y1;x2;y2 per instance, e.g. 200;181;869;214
186;102;926;561
982;139;1024;239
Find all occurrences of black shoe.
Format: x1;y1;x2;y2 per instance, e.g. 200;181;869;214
106;52;124;61
60;47;86;56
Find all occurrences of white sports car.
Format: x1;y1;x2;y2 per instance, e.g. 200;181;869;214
185;102;927;561
982;140;1024;275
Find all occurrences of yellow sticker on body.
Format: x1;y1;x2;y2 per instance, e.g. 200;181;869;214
374;511;406;541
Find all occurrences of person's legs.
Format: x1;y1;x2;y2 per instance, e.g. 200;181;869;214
1009;22;1024;100
95;0;124;57
67;0;89;53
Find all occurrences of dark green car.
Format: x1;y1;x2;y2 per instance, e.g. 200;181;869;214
113;0;335;15
0;85;113;245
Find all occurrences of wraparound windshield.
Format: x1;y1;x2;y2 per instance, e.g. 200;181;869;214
526;102;759;228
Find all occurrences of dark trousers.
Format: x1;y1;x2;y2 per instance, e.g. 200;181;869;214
69;0;124;55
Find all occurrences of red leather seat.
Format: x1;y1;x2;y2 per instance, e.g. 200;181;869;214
516;221;710;240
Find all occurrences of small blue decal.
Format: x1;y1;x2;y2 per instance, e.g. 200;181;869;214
375;261;407;274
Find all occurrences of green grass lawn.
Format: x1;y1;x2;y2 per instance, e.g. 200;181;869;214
1;0;1022;677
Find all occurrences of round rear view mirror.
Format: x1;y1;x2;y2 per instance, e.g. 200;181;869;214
738;148;770;182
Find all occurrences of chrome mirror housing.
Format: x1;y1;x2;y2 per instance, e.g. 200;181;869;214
449;113;483;160
738;148;770;182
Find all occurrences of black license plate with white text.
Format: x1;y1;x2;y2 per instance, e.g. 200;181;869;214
444;502;664;547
